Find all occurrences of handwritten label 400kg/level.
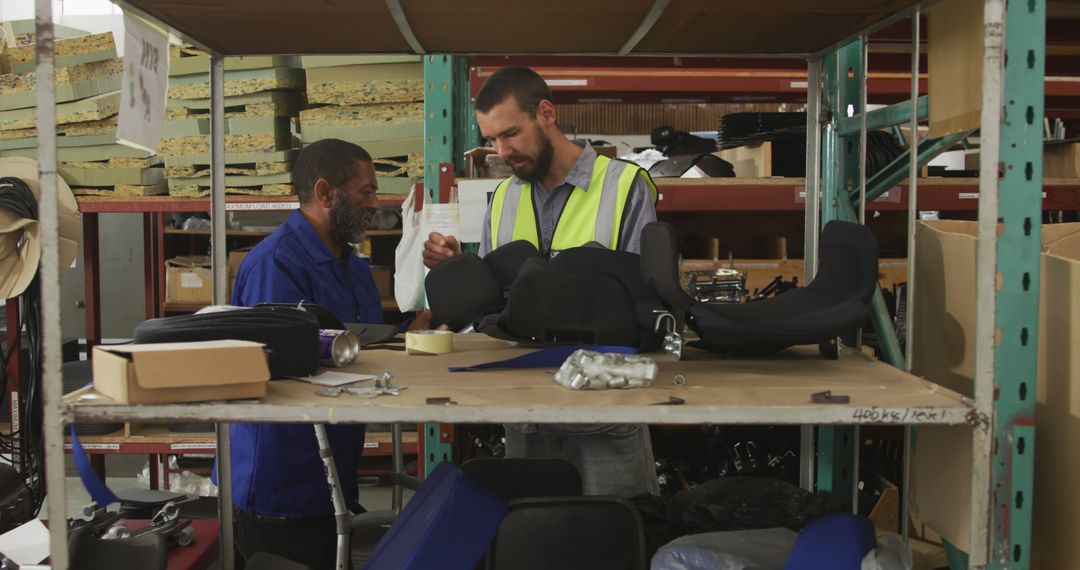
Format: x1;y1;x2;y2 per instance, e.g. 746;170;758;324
851;408;942;423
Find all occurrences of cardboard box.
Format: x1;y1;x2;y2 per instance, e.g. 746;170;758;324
715;141;773;178
928;0;984;137
1044;142;1080;178
228;248;251;301
92;340;270;404
165;256;212;305
370;265;393;298
464;147;508;179
909;220;1080;566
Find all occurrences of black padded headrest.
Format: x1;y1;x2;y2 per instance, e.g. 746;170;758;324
484;240;542;291
549;247;654;304
133;308;320;378
481;246;665;350
497;270;642;347
806;220;878;302
640;222;694;314
425;252;503;331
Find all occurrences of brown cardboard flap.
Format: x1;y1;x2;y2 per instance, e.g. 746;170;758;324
1043;223;1080;259
166;255;211;269
100;340;269;389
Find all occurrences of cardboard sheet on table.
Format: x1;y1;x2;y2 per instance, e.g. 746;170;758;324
258;335;966;410
292;371;377;387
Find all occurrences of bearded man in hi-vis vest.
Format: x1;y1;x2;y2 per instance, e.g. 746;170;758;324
423;66;660;498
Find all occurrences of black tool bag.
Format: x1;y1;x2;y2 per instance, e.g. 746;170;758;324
133;307;320;378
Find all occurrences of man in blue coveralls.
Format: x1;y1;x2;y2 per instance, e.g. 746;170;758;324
229;139;382;568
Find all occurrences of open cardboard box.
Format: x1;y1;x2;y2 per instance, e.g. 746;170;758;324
92;340;270;405
910;221;1080;567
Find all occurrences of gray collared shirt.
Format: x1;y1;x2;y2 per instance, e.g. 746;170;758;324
478;143;657;256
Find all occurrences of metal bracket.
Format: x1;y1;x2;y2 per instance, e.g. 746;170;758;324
653;311;684;360
811;390;851;404
317;373;406;398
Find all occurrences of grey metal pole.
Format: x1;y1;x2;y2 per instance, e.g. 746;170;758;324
905;11;921;373
803;59;823;279
392;423;405;512
211;54;236;570
851;425;860;514
36;2;69;567
801;58;823;493
858;36;869;225
969;0;1007;564
901;9;921;545
314;425;351;570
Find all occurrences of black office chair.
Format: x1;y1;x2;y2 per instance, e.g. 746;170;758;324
486;496;648;570
460;458;583;501
69;526;167;570
641;220;878;357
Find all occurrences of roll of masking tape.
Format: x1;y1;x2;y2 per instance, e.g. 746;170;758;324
405;330;454;355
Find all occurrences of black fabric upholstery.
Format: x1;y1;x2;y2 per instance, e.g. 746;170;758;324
486;497;647;570
642;220;878;353
484;240;542;291
640;222;694;315
461;458;582;501
255;302;345;329
425;252;505;331
498;270;642;347
133;308;320;378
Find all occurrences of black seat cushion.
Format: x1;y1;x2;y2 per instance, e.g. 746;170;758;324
641;220;878;353
425;252;504;331
481;246;665;351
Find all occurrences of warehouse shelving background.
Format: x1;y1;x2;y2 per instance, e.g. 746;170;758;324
16;0;1069;568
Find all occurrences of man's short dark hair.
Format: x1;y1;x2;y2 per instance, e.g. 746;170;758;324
475;66;552;116
292;139;372;203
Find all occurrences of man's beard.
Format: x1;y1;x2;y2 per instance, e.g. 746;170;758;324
328;190;371;247
509;129;554;183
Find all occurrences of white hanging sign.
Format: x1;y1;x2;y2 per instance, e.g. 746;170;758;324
117;14;168;153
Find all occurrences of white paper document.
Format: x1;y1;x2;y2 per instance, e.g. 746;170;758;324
0;519;49;565
457;179;500;243
291;371;376;387
423;203;461;239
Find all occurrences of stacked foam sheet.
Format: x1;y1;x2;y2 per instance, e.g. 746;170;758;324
299;56;424;196
161;45;304;197
0;27;165;197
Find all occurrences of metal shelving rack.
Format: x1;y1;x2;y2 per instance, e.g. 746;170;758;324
30;1;1047;569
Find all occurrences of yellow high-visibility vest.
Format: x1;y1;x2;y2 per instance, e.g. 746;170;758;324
489;155;657;252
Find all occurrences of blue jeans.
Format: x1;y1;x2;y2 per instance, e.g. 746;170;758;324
504;424;659;497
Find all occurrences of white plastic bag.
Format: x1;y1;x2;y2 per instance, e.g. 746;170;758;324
651;528;798;570
861;532;913;570
394;184;428;311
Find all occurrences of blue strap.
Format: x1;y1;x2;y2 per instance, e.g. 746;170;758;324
449;345;636;372
69;425;118;506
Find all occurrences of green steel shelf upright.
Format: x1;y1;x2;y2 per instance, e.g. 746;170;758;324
979;0;1043;566
421;54;476;476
